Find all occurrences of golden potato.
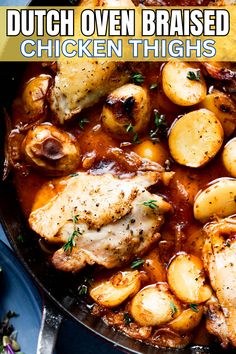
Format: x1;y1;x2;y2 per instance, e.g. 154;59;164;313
89;270;141;308
167;253;212;304
168;306;203;334
133;140;169;166
143;248;167;283
162;62;206;106
200;91;236;136
222;138;236;177
101;84;150;139
22;75;50;119
22;124;80;176
168;109;224;168
194;178;236;222
130;283;181;327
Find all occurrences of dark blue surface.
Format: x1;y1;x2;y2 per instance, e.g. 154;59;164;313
0;239;42;354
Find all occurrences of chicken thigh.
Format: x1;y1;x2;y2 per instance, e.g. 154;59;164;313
203;217;236;347
29;171;172;272
49;61;130;124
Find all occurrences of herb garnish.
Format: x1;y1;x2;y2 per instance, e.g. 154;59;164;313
63;230;78;253
79;117;90;130
125;123;140;144
78;284;88;296
189;303;199;313
187;70;201;81
131;72;144;84
150;83;158;90
72;214;80;223
170;301;178;317
126;123;134;133
63;213;82;254
17;235;24;244
124;313;133;325
149;110;167;142
0;311;22;354
69;173;79;177
143;200;158;210
131;258;144;269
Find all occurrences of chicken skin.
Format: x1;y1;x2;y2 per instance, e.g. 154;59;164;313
49;61;130;124
29;171;172;272
203;217;236;347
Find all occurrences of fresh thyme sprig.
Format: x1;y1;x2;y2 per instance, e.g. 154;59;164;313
63;213;82;254
125;123;140;144
149;110;167;142
143;200;158;210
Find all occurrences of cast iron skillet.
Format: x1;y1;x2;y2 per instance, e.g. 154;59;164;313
0;2;234;353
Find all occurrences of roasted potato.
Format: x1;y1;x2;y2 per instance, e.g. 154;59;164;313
168;109;224;168
200;91;236;136
22;124;80;176
194;178;236;222
168;306;203;334
22;75;50;119
143;248;167;283
222;138;236;177
162;62;206;106
130;283;181;327
89;270;141;307
167;253;212;304
133;140;169;166
101;84;150;139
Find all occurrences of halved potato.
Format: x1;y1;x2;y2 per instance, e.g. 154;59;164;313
89;270;141;308
200;91;236;136
130;283;181;327
167;253;212;304
168;109;224;168
101;84;150;139
162;62;206;106
143;248;167;283
22;75;50;119
194;178;236;222
168;306;203;334
185;226;205;258
222;138;236;177
22;124;81;176
133;140;169;166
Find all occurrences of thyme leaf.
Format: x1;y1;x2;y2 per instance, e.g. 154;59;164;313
63;230;79;253
187;70;201;81
170;301;178;317
189;304;199;313
79;117;90;130
143;200;158;210
124;313;133;325
125;123;134;133
149;110;167;141
131;258;144;269
131;72;144;84
78;284;88;296
125;123;140;144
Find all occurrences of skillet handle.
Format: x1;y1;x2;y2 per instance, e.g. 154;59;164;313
37;297;63;354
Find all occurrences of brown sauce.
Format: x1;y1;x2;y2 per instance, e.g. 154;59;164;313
11;59;234;348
